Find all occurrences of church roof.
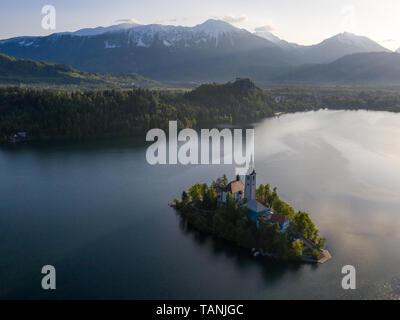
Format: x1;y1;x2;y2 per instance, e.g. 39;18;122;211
270;213;289;224
226;180;244;194
243;199;268;213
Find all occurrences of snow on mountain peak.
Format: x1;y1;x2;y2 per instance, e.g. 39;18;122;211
253;30;281;43
320;32;390;52
119;19;244;49
192;19;238;36
62;22;141;37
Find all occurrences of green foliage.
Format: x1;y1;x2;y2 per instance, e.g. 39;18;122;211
188;183;203;207
292;211;317;241
272;199;295;220
203;187;217;211
211;174;228;189
291;240;303;258
255;184;325;250
185;79;275;121
267;86;400;113
175;176;324;260
256;184;278;208
0;53;165;89
311;250;320;260
0;78;277;140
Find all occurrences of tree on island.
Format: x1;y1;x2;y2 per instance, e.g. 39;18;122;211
174;175;326;260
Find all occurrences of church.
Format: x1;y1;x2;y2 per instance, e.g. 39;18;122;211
218;168;290;231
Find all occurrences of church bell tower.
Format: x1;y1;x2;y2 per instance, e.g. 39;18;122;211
245;169;256;201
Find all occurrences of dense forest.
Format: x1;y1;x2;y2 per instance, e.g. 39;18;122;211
1;77;400;141
267;86;400;113
174;176;325;260
0;78;276;140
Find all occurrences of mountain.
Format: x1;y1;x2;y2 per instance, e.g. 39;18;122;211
0;19;290;82
297;32;391;64
0;53;165;88
58;22;141;37
254;30;302;51
0;20;395;83
255;30;391;64
276;52;400;84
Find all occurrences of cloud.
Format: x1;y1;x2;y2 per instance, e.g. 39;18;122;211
114;18;141;25
154;18;178;24
340;5;357;32
380;39;395;43
254;25;275;33
221;14;248;24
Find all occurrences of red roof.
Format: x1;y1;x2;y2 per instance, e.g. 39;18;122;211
226;180;244;194
270;213;289;225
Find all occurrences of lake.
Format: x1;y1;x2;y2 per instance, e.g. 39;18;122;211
1;109;400;299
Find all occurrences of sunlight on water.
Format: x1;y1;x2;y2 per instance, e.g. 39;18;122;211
1;109;400;299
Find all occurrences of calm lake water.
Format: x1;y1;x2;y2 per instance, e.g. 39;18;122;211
1;109;400;299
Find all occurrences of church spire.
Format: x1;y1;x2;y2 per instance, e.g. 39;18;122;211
247;154;255;175
245;160;256;201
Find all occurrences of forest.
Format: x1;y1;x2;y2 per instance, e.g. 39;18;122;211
267;86;400;113
1;77;400;141
0;78;275;140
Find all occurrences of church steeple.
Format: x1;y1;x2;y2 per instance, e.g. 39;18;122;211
247;155;255;175
245;167;256;201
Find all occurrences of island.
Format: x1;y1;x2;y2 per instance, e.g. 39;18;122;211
173;169;331;263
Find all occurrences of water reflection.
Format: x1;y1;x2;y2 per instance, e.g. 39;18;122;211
1;109;400;299
176;211;306;285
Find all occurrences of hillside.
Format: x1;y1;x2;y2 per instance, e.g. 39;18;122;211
0;78;276;141
276;52;400;84
0;53;165;89
184;78;275;119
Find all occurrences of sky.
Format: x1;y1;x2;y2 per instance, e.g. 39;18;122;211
1;0;400;51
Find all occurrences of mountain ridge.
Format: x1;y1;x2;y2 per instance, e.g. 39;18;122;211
275;51;400;84
0;19;397;84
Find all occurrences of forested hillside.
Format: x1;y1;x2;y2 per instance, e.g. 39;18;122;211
0;78;275;140
0;53;165;89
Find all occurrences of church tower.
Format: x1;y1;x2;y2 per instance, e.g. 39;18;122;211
245;169;256;201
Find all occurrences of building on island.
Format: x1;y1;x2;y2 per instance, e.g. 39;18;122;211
9;132;27;143
243;169;290;231
245;169;256;201
217;169;291;231
268;213;290;231
216;175;245;203
243;199;270;224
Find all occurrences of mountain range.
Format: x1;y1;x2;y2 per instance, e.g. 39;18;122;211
1;19;399;85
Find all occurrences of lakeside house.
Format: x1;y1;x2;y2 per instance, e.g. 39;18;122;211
8;132;27;143
220;169;291;231
216;175;245;203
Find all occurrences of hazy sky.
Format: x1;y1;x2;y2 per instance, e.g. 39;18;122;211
1;0;400;50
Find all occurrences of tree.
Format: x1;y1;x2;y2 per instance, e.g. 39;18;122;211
291;240;303;257
203;188;217;210
188;183;203;207
256;184;265;203
175;176;324;261
181;191;189;206
292;211;319;243
311;250;320;260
